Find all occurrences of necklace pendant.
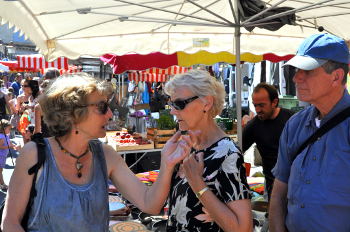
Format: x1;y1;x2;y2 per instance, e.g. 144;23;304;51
76;161;83;171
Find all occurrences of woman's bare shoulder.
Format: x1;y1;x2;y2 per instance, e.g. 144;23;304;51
102;143;121;160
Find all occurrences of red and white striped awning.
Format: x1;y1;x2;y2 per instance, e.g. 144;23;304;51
143;66;190;75
128;73;168;82
60;65;82;75
17;55;68;70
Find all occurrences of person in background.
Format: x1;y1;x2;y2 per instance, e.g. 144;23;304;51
34;67;60;136
2;73;193;231
242;83;293;201
269;34;350;232
26;80;40;123
164;70;252;232
7;91;18;138
17;79;39;143
16;79;31;115
0;81;10;120
0;119;20;191
2;75;11;89
43;67;60;80
23;124;35;143
34;80;52;137
10;74;21;97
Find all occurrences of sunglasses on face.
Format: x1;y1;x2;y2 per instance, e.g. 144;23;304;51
83;101;110;115
22;85;29;88
168;96;199;110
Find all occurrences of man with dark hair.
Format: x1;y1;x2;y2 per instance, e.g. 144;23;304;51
43;67;60;80
243;83;293;200
269;34;350;232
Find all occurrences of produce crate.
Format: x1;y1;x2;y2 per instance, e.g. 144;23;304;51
116;140;154;151
105;131;154;151
147;128;176;149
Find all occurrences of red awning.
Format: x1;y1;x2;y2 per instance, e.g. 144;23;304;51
142;66;190;75
0;60;40;72
128;72;168;82
101;52;295;74
59;65;82;75
17;55;69;70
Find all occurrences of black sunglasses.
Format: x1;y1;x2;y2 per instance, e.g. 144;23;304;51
82;101;110;115
168;96;199;110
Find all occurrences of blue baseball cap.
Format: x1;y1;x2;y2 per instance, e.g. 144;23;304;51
284;33;350;70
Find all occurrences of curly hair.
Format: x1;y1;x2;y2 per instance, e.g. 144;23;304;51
164;70;226;118
38;73;114;137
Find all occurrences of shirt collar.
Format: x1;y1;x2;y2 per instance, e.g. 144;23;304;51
305;89;350;128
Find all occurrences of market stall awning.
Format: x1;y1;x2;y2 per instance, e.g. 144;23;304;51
17;55;68;70
144;66;190;75
128;72;168;82
0;60;39;73
1;1;349;61
128;66;190;82
101;52;295;74
60;65;82;75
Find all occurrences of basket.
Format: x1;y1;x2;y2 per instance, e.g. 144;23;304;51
147;128;176;149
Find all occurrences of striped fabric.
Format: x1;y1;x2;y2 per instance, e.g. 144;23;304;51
128;66;191;82
128;73;168;82
17;55;68;70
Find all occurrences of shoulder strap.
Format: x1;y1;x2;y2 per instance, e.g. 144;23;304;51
21;133;46;229
292;106;350;162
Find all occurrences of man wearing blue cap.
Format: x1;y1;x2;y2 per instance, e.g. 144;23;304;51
269;33;350;232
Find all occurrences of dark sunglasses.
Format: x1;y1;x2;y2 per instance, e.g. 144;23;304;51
168;96;199;110
82;101;110;115
22;85;29;88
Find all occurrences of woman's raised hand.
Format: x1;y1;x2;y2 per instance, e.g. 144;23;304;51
161;130;199;168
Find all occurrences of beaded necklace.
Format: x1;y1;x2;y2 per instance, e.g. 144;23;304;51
54;137;89;178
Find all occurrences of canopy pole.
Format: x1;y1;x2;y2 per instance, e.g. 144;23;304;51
234;0;242;149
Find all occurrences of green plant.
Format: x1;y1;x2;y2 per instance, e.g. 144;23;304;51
156;114;176;130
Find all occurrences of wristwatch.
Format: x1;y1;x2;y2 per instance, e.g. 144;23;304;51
195;187;209;198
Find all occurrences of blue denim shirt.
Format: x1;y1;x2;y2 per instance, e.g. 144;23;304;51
273;90;350;232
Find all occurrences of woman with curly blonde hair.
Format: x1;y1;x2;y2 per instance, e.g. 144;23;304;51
164;70;252;232
2;73;193;232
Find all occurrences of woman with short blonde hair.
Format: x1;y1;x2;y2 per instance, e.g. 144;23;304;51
164;70;252;232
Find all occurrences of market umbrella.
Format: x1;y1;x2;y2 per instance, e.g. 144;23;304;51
1;0;349;147
2;0;348;60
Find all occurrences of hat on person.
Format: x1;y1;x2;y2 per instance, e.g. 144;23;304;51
284;33;350;70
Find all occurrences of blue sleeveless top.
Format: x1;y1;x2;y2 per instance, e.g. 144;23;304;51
27;139;109;232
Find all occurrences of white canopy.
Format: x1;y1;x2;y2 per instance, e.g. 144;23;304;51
1;0;349;147
0;0;349;61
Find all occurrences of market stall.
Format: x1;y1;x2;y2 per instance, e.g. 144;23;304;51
1;1;349;230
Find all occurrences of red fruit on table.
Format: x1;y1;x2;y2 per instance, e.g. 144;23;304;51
125;134;131;138
121;135;126;139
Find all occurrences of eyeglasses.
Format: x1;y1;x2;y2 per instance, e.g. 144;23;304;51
81;101;110;115
168;96;199;110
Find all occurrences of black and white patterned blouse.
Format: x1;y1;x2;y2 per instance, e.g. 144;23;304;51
166;137;251;232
